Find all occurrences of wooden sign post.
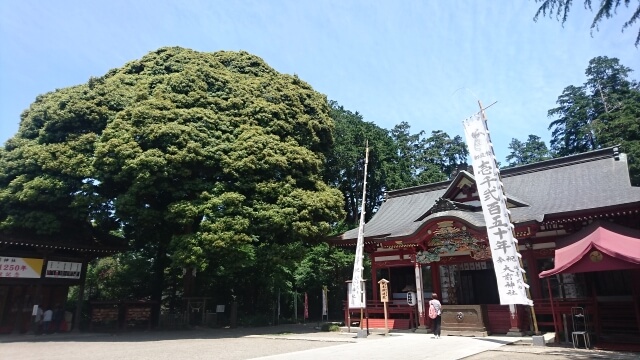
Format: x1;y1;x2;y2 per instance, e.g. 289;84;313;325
378;279;390;334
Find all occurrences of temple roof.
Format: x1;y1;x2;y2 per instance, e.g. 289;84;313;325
332;147;640;243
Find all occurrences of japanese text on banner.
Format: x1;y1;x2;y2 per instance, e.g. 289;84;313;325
462;113;532;306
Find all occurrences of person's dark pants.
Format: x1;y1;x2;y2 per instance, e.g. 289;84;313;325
433;315;442;336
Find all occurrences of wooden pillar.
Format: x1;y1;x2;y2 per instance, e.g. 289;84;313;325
524;245;542;300
72;259;89;332
12;285;25;334
370;253;378;301
414;261;426;328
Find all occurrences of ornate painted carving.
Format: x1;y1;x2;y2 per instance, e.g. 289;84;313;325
470;245;492;260
417;222;486;264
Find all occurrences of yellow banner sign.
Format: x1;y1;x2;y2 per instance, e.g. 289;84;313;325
0;257;44;278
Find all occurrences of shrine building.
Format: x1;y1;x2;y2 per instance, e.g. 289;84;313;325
329;147;640;349
0;229;125;334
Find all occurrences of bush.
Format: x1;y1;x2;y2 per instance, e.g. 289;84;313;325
320;322;341;332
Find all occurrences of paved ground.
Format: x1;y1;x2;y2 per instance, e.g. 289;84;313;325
1;325;638;360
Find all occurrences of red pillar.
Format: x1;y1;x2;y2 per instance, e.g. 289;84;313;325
370;253;378;301
431;263;441;298
506;304;526;336
524;245;542;300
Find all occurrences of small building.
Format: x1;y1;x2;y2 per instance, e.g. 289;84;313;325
0;230;125;334
329;147;640;349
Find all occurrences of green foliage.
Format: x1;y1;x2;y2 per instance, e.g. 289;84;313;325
548;85;596;156
419;130;469;182
389;122;468;189
505;134;552;167
324;101;397;226
84;251;154;301
534;0;640;46
320;322;341;331
547;56;640;185
294;242;366;319
0;47;345;314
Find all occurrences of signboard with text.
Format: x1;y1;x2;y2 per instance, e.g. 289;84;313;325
46;261;82;279
0;257;44;278
378;279;389;303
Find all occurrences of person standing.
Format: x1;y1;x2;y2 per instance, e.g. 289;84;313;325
429;293;442;338
43;307;53;334
34;306;44;334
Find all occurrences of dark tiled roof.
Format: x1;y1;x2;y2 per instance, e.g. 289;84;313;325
335;147;640;242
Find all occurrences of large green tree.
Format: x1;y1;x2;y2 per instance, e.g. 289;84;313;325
419;130;469;182
505;134;552;167
388;123;468;188
547;56;640;185
324;101;397;228
0;47;345;316
534;0;640;46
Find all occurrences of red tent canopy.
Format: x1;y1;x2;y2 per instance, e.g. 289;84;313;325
539;221;640;278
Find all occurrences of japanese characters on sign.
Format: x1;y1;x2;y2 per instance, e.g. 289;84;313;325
0;257;44;278
45;261;82;279
463;113;532;306
406;291;417;306
378;279;389;303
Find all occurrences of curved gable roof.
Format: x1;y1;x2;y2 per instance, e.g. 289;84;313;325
334;147;640;242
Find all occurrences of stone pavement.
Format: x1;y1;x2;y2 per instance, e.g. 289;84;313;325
1;324;638;360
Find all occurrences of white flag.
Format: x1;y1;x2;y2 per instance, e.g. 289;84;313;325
322;286;328;316
463;113;532;306
349;145;369;309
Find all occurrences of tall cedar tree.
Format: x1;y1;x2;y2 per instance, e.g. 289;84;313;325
547;56;640;185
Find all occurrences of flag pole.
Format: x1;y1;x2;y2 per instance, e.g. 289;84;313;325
349;141;369;333
477;101;539;335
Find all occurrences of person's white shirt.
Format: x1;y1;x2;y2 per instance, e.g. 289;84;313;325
34;307;43;322
43;309;53;322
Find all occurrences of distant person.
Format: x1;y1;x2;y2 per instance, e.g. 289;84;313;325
43;307;53;334
429;293;442;339
34;306;44;334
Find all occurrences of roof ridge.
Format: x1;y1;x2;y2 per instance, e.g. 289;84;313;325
386;180;449;198
501;147;618;178
386;147;619;198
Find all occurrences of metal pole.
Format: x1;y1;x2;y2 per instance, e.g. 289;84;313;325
547;277;558;343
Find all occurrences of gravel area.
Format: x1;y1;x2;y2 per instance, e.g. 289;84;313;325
0;325;363;360
2;325;638;360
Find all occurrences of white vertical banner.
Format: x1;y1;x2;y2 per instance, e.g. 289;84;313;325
349;144;369;309
463;113;532;306
322;286;328;316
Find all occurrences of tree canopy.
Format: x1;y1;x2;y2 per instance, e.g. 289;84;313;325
547;56;640;185
324;101;397;228
0;47;345;312
534;0;640;46
505;134;552;167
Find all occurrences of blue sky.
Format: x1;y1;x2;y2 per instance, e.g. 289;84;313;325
0;1;637;163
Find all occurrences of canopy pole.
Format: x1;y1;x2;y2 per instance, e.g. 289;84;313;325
547;277;558;342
